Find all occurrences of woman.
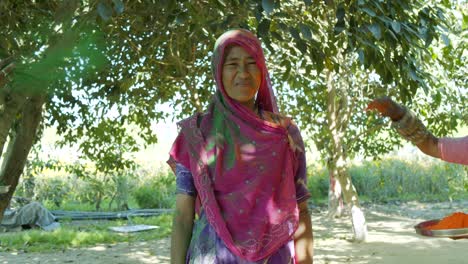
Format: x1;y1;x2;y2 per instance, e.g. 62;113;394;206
367;97;468;165
168;29;314;263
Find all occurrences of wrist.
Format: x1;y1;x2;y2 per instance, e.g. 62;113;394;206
391;109;433;145
389;106;406;122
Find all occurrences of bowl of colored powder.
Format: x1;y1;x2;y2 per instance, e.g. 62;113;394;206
414;212;468;239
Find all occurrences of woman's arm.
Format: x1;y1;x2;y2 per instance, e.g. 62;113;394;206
171;194;195;264
367;97;441;159
294;201;314;264
415;134;440;159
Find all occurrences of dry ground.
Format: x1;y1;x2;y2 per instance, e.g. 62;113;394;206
1;201;467;264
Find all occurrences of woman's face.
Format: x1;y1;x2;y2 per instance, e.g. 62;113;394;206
222;46;261;106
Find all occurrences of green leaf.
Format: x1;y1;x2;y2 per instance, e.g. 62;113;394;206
376;15;393;25
434;92;441;105
402;23;419;37
303;0;312;6
262;0;275;15
263;37;274;52
281;61;291;79
175;13;188;25
387;28;398;42
463;13;468;30
358;49;365;65
0;38;12;52
362;8;376;17
97;1;113;21
271;31;284;41
409;68;418;81
217;0;227;7
391;21;401;33
201;27;209;37
296;39;307;53
337;4;345;21
112;0;124;14
258;19;271;37
424;32;433;47
441;34;450;47
299;24;312;40
120;78;135;92
371;1;385;14
334;20;345;35
368;24;381;39
289;27;300;40
55;0;79;23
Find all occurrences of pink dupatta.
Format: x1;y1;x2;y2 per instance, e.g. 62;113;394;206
169;29;299;261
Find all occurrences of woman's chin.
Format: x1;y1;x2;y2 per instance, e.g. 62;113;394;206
231;96;255;105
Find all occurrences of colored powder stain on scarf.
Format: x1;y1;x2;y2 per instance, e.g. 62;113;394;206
427;212;468;230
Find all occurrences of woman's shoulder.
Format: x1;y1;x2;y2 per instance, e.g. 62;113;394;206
176;111;209;130
262;110;304;152
260;110;300;132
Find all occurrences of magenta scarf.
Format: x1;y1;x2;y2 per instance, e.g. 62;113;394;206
169;29;299;261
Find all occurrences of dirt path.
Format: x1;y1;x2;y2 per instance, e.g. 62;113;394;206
313;210;468;263
1;202;467;264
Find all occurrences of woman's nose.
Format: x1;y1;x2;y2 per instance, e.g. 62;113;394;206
237;63;248;74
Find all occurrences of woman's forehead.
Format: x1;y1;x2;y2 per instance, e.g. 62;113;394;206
224;46;254;60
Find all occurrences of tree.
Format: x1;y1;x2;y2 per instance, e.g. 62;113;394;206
0;0;112;218
0;0;465;241
251;0;466;240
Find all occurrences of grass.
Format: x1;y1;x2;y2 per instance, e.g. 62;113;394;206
0;214;172;253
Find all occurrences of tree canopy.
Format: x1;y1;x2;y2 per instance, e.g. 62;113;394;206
0;0;466;221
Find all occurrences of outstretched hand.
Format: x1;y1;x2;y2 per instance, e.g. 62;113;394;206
366;96;406;121
0;57;15;88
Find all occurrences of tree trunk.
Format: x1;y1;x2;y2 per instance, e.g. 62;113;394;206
327;168;344;218
95;192;102;211
332;154;367;242
0;87;28;156
325;69;367;241
0;95;45;221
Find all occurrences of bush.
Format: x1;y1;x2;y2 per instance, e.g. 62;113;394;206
306;163;329;202
304;158;467;204
132;172;175;209
349;158;466;202
34;177;71;207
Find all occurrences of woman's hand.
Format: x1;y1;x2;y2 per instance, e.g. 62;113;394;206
368;96;441;159
366;96;406;121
